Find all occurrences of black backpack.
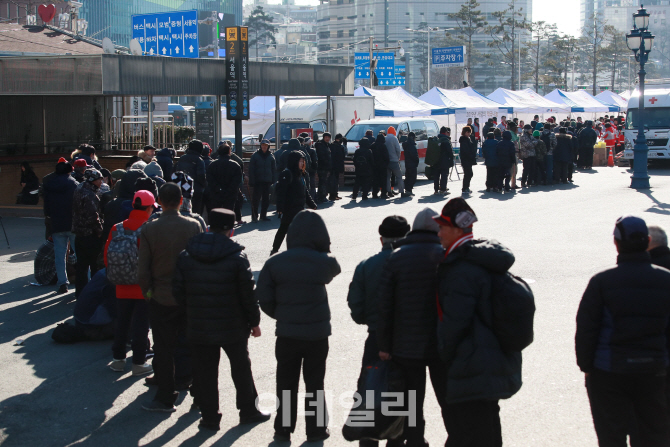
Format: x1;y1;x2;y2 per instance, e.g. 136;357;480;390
489;272;536;352
540;132;552;152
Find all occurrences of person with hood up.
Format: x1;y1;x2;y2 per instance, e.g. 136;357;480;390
249;139;277;222
102;168;148;239
173;208;270;431
43;158;78;294
329;134;346;201
577;121;598;169
258;210;341;443
384;126;408;198
315;133;333;203
71;143;103;171
351;138;375;201
554;128;573;184
519;124;537;187
434;198;521;446
482;132;500;192
272;151;317;255
207;143;242;213
378;208;449;446
459;127;477;194
496;131;517;192
155;148;175;179
17;161;40;205
144;161;166;189
72;168;105;298
402;132;419;196
371;132;390;199
434;127;454;195
175;139;207;214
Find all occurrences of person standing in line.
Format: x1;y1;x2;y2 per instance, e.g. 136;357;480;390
577;121;598;169
71;143;103;171
402;132;419;196
434;127;454;195
138;183;203;413
71;168;105;299
533;131;547;186
541;123;557;185
482;132;500;192
302;136;319;201
371;133;390;199
459;127;477;194
554;128;573;184
315;133;333;203
207;143;242;214
497;116;507;131
173;208;270;431
496;131;516;192
258;210;341;443
329;134;346;201
519;124;537;188
271;151;317;255
648;226;670;269
175;139;207;215
155;147;175;180
384;126;409;198
507;122;520;189
576;216;670;447
106;191;155;377
249;140;276;223
351;137;375;201
473;118;481;147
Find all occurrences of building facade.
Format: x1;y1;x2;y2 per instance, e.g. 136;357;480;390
580;0;668;33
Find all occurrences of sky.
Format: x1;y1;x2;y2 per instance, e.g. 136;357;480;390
250;0;583;37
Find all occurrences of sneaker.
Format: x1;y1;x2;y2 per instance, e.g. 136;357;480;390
109;359;126;372
57;284;68;295
142;400;176;413
132;363;153;376
434;190;441;195
273;431;291;442
307;429;330;443
239;411;271;425
198;419;220;431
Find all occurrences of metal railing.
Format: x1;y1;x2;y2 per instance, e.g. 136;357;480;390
108;115;175;151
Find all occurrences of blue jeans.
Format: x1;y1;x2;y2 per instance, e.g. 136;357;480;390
52;231;74;286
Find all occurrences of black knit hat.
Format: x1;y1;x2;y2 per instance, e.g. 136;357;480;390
209;208;236;232
379;215;410;238
134;177;158;199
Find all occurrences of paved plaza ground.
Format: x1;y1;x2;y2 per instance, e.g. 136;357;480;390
1;164;670;447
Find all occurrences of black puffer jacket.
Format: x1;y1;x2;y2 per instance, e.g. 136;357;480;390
371;134;389;171
42;167;78;233
175;148;207;193
304;145;318;174
554;134;573;163
249;149;277;185
459;136;477;166
578;126;598;149
402;137;419;168
650;246;670;270
257;210;341;340
437;239;522;404
207;154;242;207
103;169;147;238
436;133;454;169
377;231;445;360
330;140;346;173
496;131;517;168
277;139;301;173
354;139;375;177
275;151;316;217
156;148;174;179
173;232;259;346
315;139;332;171
347;244;393;332
576;251;670;375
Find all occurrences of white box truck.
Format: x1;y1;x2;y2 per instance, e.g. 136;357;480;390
622;80;670;167
262;96;375;144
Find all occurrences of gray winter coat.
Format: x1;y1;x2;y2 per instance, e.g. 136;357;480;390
249;149;277;185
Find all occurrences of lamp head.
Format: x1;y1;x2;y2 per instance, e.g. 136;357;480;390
634;6;650;30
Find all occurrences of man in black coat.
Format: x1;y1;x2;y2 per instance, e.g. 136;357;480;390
371;133;390;199
649;226;670;270
403;132;419;195
576;216;670;447
301;136;319;200
577;121;598;169
207;144;242;213
378;208;448;446
175;140;207;214
155;148;175;179
351;138;375;200
328;134;346;201
249;140;277;222
434;127;454;194
173;208;269;431
315;133;332;203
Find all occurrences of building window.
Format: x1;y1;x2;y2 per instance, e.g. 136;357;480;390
349;29;356;37
337;30;344;38
406;12;410;15
338;16;343;20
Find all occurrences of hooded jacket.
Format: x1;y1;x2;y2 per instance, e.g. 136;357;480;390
354;139;375;177
377;230;445;360
207;153;242;208
385;129;402;163
482;137;499;167
155;148;174;179
257;210;341;340
402;136;419;168
278;138;303;173
173;232;260;346
249;148;277;185
315;138;332;171
103;169;147;238
175;148;207;193
437;239;522;404
436;133;454;169
275;151;316;217
496;131;517;168
554;133;573;163
578;125;598;149
330;139;346;173
43;166;78;233
371;134;390;171
71;181;103;237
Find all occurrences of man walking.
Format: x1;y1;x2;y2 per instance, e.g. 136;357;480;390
173;208;270;430
248;139;276;222
385;127;408;198
576;216;670;447
207;143;242;213
138;183;203;412
315;133;332;203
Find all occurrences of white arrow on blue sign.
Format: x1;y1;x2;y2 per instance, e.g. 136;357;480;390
132;10;199;59
432;46;466;68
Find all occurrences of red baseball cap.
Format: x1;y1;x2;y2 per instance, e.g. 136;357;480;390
133;190;158;208
73;159;88;168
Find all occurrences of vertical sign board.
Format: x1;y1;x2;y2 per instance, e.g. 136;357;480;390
131;10;199;58
195;102;215;148
225;26;250;121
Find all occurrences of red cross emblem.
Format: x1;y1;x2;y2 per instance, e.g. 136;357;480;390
351;110;361;126
649;97;658;104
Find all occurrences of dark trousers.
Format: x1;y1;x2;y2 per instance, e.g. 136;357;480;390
445;400;502;447
485;166;500;189
393;356;448;447
234;190;243;221
275;337;329;436
252;182;271;220
405;165;417;192
192;341;259;424
535;158;546;184
501;166;512;190
192;190;204;216
272;212;296;253
567;161;574;181
309;172;317;200
462;164;473;191
434;167;450;192
112;299;150;365
149;300;188;405
317;170;330;201
554;161;568;183
328;171;341;200
521;157;536;186
586;369;669;447
372;168;388;198
74;234;103;298
353;175;372;198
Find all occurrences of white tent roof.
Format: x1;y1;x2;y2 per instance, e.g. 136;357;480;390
595;91;629;110
487;88;570;114
221;96;284;137
418;87;507;111
544;89;617;113
354;86;449;117
619;90;632;100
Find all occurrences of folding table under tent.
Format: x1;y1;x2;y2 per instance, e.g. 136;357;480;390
487;88;571;124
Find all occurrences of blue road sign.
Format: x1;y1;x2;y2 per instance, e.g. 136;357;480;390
375;52;395;79
393;65;406;86
355;53;370;79
132;10;199;58
432;46;465;68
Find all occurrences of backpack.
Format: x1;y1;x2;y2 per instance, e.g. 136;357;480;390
106;223;140;285
425;136;441;166
52;322;86;344
489;272;536;352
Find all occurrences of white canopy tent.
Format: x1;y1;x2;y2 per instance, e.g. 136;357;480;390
221;96;285;137
544;89;616;120
487;88;571;124
354;86;450;117
595;91;629;111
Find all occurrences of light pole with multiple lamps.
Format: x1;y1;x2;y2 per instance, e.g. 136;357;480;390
626;5;655;189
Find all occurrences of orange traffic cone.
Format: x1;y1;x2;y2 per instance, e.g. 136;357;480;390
607;147;614;167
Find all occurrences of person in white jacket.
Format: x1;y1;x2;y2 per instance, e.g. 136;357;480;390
384;126;409;198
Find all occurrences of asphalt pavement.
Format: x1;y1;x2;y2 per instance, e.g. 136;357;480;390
1;164;670;447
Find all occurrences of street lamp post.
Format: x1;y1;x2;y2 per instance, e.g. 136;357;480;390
626;5;655;189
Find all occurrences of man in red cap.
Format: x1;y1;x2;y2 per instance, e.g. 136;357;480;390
72;158;89;183
433;198;521;446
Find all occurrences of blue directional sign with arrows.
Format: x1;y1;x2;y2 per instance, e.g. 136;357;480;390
355;52;396;81
132;10;199;58
432;46;465;68
355;53;370;79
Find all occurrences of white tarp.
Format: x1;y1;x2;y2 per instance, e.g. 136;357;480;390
595;91;629;111
221;96;284;137
354;86;449;117
487;88;571;115
544;89;614;114
418;87;509;124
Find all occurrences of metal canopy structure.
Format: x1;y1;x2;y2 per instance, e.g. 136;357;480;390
0;54;355;96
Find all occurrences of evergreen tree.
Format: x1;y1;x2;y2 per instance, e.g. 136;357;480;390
448;0;487;87
245;6;277;60
487;1;529;90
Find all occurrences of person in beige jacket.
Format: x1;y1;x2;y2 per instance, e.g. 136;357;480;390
138;182;203;412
